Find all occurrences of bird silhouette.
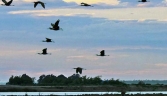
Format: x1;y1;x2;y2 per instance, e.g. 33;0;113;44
138;0;149;2
33;1;45;9
96;50;109;56
80;2;93;7
38;48;51;55
121;91;126;96
42;38;54;43
49;19;63;31
1;0;14;6
73;67;86;74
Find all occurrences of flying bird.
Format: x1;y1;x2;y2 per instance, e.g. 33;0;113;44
73;67;86;74
33;1;45;9
80;2;93;7
1;0;14;6
49;19;63;31
138;0;149;2
42;38;54;43
96;50;109;56
38;48;51;55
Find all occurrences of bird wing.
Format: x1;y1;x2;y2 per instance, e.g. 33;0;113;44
138;0;147;2
2;0;7;4
46;38;51;40
34;2;38;8
40;3;45;9
81;2;87;5
42;48;47;53
76;68;79;74
51;23;54;27
79;68;82;74
54;19;60;27
81;2;90;6
7;0;13;5
84;4;90;6
100;50;105;56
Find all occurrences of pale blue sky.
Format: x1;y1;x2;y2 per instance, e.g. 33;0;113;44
0;0;167;82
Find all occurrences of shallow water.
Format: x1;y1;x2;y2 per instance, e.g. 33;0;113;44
0;91;167;95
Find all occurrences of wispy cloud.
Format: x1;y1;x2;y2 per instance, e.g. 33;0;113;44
66;55;99;62
64;0;120;5
1;0;167;9
64;0;167;7
8;7;167;21
155;63;167;67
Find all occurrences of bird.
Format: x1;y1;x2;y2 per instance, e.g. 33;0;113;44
42;38;54;43
96;50;109;56
38;48;51;55
1;0;14;6
73;67;86;74
80;2;93;7
49;19;63;31
33;1;45;9
121;91;126;96
138;0;149;2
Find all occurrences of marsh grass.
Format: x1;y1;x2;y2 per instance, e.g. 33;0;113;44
0;87;37;92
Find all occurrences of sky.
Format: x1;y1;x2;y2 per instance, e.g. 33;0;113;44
0;0;167;82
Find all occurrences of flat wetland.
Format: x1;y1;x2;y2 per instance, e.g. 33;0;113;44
0;85;167;92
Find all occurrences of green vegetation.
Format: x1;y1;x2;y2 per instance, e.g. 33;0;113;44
5;73;167;92
6;74;35;85
6;74;126;86
3;74;167;92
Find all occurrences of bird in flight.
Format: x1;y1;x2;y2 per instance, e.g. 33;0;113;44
73;67;86;74
96;50;109;56
80;2;93;7
138;0;149;2
33;1;45;9
1;0;14;6
42;38;54;43
49;19;63;31
38;48;51;55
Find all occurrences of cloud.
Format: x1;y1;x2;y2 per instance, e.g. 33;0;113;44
64;0;120;5
64;0;167;7
155;63;167;67
119;0;167;7
1;0;167;9
4;9;167;49
105;46;167;51
66;55;100;62
0;0;78;10
8;7;167;21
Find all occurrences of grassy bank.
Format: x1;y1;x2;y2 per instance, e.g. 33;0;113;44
0;85;167;92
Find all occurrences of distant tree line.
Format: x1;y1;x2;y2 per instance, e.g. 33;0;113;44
6;74;35;85
6;74;127;86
